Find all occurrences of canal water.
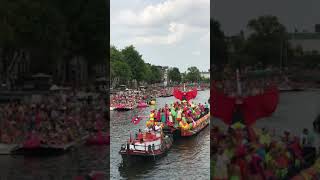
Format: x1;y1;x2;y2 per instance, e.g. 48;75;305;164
110;90;210;180
0;145;109;179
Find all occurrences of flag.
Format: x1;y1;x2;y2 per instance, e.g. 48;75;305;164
131;116;142;125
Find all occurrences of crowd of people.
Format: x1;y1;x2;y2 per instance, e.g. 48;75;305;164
214;72;279;98
110;88;173;108
211;125;318;180
0;92;107;146
146;101;209;130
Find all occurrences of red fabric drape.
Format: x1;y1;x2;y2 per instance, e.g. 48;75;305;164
173;88;197;101
211;81;278;125
185;88;197;101
241;86;279;125
173;88;183;100
211;84;236;125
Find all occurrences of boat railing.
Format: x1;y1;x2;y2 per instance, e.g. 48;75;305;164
132;143;161;151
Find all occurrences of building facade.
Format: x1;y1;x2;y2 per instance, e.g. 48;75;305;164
289;25;320;54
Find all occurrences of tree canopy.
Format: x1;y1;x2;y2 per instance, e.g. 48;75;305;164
0;0;107;82
211;19;228;70
168;67;181;84
245;15;287;66
185;66;201;82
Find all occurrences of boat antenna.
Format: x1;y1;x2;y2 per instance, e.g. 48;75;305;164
236;69;242;96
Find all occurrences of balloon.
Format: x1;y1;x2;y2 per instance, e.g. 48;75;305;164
185;123;190;130
179;121;183;127
189;123;193;129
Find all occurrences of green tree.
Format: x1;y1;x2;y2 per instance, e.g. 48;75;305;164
212;19;228;71
245;15;287;67
168;67;181;84
185;66;201;82
150;65;162;84
122;45;146;85
111;60;132;84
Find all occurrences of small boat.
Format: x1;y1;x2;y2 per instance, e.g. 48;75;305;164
149;100;156;105
0;143;18;155
12;135;88;156
114;104;133;111
119;130;173;161
86;132;110;145
137;102;148;108
159;94;172;98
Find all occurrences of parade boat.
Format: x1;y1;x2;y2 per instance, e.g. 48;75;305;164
119;129;173;161
180;113;210;136
114;104;134;111
163;111;210;138
159;94;172;98
11;134;88;156
0;143;19;155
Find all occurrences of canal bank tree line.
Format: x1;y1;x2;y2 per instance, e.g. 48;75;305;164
0;0;108;89
110;45;209;88
212;15;320;84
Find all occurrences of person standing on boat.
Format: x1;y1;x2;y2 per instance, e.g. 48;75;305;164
161;109;166;124
29;105;36;131
204;102;209;114
213;148;230;180
300;128;316;166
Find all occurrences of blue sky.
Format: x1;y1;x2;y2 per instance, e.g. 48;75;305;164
111;0;210;72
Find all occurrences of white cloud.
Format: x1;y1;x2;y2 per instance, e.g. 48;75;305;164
127;22;187;45
111;0;210;71
113;0;209;27
111;0;209;46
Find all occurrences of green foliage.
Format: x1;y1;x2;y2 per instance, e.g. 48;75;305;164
245;15;287;66
0;0;107;76
168;67;181;84
111;60;132;84
121;45;147;84
145;64;162;84
110;45;164;86
185;66;201;82
211;19;228;70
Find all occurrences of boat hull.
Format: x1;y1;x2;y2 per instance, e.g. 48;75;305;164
11;135;88;156
0;144;18;155
11;146;70;156
163;113;210;138
181;113;210;137
119;135;173;162
114;107;133;111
